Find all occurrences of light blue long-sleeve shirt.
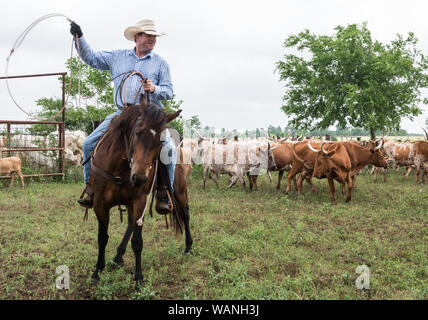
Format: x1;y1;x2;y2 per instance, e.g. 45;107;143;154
74;36;173;108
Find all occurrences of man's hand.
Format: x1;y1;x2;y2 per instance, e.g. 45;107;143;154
142;79;155;93
70;22;83;38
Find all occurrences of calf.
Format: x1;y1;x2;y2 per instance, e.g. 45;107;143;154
0;156;25;188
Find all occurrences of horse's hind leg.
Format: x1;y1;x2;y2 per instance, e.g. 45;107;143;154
183;204;193;253
92;208;110;283
113;211;133;266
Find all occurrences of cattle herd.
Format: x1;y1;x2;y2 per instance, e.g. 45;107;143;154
179;129;428;204
1;128;428;204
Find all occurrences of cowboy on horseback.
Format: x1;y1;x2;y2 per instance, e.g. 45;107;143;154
70;19;176;213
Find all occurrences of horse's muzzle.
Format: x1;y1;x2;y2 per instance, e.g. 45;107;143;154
131;173;147;187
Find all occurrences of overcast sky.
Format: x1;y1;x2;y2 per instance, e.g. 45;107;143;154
1;0;427;134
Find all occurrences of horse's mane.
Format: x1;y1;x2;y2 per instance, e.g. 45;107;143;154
109;104;167;136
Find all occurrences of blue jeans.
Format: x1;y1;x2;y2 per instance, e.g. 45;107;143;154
82;109;176;192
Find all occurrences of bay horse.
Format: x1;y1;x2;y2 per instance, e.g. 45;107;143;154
87;95;193;288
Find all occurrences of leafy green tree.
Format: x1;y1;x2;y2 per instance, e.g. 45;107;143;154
189;115;201;129
276;22;428;139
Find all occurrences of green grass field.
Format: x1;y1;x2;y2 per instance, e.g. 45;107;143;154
0;166;427;300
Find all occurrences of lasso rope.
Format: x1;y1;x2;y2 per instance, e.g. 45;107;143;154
5;13;80;121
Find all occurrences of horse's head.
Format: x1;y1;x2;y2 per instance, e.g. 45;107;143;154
129;99;181;188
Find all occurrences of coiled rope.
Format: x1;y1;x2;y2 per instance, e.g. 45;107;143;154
5;13;80;121
6;13;148;121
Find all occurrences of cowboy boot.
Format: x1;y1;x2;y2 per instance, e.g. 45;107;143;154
155;188;172;215
77;184;94;208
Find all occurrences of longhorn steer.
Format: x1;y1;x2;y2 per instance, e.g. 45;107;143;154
310;141;388;204
285;140;326;195
372;140;428;183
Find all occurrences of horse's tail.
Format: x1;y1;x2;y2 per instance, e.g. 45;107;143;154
166;189;185;238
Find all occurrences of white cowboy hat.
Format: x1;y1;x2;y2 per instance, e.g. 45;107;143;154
124;19;166;41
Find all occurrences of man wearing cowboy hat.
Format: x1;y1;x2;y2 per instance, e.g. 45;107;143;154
70;19;176;214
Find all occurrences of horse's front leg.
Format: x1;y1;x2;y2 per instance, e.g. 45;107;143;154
92;208;110;283
130;203;145;289
113;210;133;266
131;221;144;289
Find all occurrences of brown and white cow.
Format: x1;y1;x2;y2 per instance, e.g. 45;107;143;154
372;139;428;183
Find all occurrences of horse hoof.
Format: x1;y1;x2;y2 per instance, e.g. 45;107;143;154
183;248;192;255
113;257;124;267
91;273;100;284
135;279;144;291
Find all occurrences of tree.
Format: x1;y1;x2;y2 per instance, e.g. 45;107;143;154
189;115;201;129
275;22;428;139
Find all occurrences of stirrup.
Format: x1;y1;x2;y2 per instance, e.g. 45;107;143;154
77;185;94;209
155;189;173;215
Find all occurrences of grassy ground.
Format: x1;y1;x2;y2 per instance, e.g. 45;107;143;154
0;166;427;300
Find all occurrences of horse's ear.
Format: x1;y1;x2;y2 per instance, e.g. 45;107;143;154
166;109;182;123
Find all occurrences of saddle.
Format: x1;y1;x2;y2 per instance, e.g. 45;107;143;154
83;152;174;219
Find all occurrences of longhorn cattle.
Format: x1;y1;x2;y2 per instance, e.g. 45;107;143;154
371;139;428;183
267;140;315;192
285;140;327;195
199;138;269;190
309;141;388;204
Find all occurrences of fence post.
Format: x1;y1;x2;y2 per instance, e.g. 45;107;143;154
7;123;11;157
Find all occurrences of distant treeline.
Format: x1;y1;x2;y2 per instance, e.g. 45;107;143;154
265;125;423;138
194;124;422;139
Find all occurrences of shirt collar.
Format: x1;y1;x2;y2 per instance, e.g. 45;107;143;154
130;47;153;59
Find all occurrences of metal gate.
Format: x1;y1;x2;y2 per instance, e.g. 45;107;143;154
0;72;67;182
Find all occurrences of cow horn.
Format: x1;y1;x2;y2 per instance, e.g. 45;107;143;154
375;138;384;150
270;143;280;151
193;129;205;139
292;143;312;170
285;130;294;141
264;131;276;142
321;142;329;155
422;128;428;140
384;129;390;139
307;140;320;153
